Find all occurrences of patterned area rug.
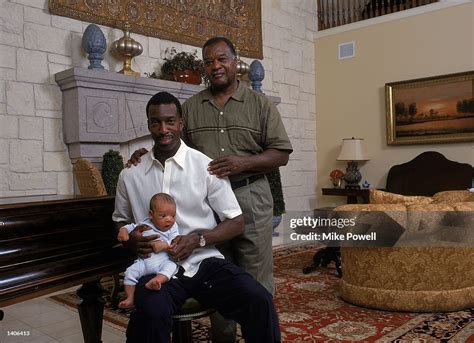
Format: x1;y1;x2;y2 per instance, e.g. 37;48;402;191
50;245;474;342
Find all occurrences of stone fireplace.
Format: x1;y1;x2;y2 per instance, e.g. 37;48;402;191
55;68;280;166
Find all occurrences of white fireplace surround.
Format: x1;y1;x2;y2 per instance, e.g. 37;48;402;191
55;68;281;165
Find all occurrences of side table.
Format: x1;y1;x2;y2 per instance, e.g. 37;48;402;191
321;187;370;204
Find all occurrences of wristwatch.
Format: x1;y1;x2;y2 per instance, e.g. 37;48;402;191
198;233;206;247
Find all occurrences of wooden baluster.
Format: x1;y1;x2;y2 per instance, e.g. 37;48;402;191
357;0;362;22
329;0;332;28
321;0;329;30
323;0;328;29
360;0;366;20
317;0;323;30
399;0;405;10
375;0;380;17
337;0;342;26
344;0;349;25
341;0;345;25
330;0;336;29
328;0;332;28
336;0;341;27
350;0;356;23
348;0;353;24
354;0;360;22
381;0;386;15
343;0;348;25
322;0;326;29
386;0;392;14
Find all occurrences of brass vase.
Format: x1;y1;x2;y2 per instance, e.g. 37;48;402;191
235;47;249;80
112;23;143;76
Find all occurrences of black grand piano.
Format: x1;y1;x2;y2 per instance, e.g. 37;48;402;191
0;195;134;342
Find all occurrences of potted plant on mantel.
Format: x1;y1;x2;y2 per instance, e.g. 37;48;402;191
148;48;205;85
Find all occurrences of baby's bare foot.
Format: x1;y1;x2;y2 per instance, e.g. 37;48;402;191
145;278;162;291
118;298;134;309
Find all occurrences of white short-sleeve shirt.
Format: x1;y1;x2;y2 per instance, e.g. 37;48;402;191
113;140;242;277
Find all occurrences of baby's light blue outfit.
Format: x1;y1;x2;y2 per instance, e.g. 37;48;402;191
123;218;179;286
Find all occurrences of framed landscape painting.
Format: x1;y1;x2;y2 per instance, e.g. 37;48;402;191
385;71;474;145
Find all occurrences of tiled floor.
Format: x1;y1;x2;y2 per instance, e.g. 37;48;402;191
1;236;288;342
1;292;126;343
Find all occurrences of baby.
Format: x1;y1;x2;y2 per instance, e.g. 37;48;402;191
117;192;179;309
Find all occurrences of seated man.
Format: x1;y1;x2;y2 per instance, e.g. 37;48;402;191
113;91;281;343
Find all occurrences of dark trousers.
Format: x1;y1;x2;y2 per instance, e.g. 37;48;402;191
126;258;281;343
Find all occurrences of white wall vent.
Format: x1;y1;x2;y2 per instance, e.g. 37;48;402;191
338;41;355;60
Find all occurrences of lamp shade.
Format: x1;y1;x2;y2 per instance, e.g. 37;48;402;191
337;137;369;161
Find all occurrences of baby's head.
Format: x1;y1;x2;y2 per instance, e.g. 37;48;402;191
149;193;176;231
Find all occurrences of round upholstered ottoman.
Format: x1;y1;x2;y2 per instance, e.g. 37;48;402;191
339;247;474;312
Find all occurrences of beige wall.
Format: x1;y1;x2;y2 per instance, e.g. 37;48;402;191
315;3;474;207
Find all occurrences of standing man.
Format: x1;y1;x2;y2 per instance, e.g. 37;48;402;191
183;37;292;343
183;37;292;296
114;91;281;343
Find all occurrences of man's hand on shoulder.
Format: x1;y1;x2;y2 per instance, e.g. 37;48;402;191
208;155;248;178
125;148;148;168
125;224;159;257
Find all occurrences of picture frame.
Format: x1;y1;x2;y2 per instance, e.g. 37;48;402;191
385;71;474;145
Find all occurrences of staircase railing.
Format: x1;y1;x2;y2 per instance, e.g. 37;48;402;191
317;0;440;31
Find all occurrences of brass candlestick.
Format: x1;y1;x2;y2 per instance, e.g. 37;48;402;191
112;22;143;76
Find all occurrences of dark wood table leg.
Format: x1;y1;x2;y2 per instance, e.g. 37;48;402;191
0;309;4;321
76;281;105;343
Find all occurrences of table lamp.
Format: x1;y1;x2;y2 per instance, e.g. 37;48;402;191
337;137;369;189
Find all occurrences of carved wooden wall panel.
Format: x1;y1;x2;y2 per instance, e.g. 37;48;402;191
49;0;263;58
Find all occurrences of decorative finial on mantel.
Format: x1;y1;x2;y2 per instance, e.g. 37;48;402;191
235;47;249;80
112;21;143;76
82;24;107;70
249;60;265;93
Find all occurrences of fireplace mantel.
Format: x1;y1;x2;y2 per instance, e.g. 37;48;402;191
55;68;281;164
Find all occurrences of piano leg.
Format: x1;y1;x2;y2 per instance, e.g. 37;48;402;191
77;281;105;343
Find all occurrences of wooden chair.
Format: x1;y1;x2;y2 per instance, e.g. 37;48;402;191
73;159;107;197
73;158;214;342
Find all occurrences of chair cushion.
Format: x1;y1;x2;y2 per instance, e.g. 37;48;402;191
174;298;214;319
